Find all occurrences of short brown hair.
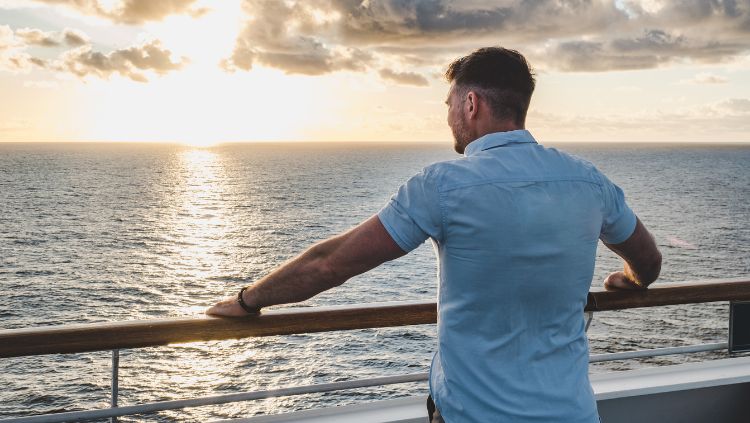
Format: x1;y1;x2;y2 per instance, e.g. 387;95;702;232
445;47;536;125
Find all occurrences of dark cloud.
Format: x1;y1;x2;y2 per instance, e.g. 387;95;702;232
225;0;750;75
34;0;207;24
59;40;187;82
222;0;373;75
638;0;747;24
325;0;626;44
549;39;661;72
540;0;750;71
379;68;428;86
548;27;749;71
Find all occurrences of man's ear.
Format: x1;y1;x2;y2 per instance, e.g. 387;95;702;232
466;91;478;119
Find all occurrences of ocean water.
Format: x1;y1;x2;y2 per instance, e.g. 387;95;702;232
0;141;748;421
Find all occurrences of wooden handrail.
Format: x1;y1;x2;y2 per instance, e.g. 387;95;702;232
1;278;748;358
586;278;750;311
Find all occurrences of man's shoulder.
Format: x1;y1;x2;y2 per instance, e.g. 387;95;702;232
418;156;475;186
423;156;472;173
543;146;599;172
530;144;608;184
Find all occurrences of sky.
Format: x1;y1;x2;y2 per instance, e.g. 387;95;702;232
1;0;749;146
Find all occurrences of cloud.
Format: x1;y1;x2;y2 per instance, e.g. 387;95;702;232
537;0;750;71
33;0;208;24
379;68;428;86
1;25;75;72
15;28;60;47
529;96;750;141
13;27;90;48
0;25;22;51
715;98;750;114
0;25;42;72
224;0;750;76
3;54;47;71
0;25;185;81
63;29;89;47
677;72;729;85
222;0;374;75
546;27;749;72
329;0;627;45
59;40;187;82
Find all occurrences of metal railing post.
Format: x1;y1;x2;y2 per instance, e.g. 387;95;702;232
110;349;119;423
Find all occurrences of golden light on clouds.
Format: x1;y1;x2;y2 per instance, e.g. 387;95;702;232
1;0;749;143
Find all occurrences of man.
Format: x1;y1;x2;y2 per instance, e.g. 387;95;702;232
208;47;662;422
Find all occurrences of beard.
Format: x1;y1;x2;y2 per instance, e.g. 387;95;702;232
451;113;473;154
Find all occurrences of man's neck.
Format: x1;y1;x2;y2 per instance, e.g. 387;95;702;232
460;122;525;152
475;121;524;139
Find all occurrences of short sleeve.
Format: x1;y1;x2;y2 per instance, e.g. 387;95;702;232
377;167;443;252
597;171;637;244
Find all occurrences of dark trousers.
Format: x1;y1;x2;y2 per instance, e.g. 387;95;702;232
427;396;601;422
427;396;446;423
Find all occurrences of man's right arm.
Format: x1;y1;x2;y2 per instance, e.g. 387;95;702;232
603;217;662;290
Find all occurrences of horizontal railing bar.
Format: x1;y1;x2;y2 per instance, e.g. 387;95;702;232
0;373;430;423
1;278;748;358
590;342;728;363
0;301;436;358
586;278;750;312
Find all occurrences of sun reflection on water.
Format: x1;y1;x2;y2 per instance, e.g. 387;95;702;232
170;148;231;285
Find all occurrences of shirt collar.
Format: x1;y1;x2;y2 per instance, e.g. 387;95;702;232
464;130;538;157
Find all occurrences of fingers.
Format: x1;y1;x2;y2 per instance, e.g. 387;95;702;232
205;296;255;317
603;271;643;291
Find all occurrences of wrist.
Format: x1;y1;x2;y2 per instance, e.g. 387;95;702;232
237;287;261;314
623;267;646;289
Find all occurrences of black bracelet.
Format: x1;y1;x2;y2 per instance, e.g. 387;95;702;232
237;287;260;315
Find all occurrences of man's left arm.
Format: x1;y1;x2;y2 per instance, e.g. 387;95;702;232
206;215;406;317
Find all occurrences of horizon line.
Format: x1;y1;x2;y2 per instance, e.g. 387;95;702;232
1;140;749;146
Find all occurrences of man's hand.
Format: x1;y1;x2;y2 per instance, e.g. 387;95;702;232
206;294;258;317
603;271;645;291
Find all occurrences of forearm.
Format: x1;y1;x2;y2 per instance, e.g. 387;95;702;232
622;254;661;287
241;239;346;310
207;215;405;317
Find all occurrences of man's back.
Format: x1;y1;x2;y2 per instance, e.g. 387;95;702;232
378;130;636;422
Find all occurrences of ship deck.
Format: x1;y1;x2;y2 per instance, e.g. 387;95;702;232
220;356;750;423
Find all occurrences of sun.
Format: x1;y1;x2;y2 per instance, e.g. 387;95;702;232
179;136;220;148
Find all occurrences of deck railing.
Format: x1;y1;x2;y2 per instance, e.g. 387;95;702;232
1;277;749;423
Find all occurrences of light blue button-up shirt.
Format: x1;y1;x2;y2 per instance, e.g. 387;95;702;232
378;130;636;422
